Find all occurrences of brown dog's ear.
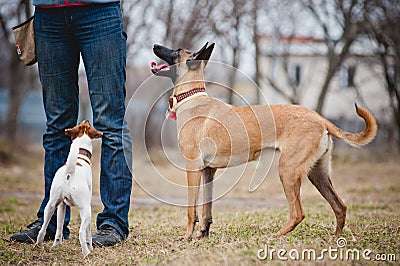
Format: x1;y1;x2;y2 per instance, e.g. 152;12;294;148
186;42;215;70
193;42;214;67
194;42;209;58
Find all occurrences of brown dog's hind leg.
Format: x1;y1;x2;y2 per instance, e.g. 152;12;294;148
181;170;202;240
277;141;316;236
199;167;216;238
277;170;305;236
308;151;347;236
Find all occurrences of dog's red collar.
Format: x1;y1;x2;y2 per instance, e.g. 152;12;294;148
169;87;206;109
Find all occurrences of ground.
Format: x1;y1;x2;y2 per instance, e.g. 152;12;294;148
0;142;399;265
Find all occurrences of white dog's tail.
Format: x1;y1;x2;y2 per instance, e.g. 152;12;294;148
65;138;79;175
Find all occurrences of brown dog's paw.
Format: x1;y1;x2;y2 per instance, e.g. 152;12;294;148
196;230;209;239
176;235;192;242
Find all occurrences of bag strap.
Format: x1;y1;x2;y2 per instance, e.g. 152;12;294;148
12;16;34;30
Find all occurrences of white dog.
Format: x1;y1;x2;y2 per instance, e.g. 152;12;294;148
36;120;102;256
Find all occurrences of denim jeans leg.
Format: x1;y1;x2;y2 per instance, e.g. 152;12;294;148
75;4;133;239
34;7;81;239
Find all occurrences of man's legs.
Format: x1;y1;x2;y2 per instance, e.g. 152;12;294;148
36;7;81;239
11;7;80;242
75;3;132;242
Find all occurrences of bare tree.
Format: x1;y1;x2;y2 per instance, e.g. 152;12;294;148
0;0;35;142
212;0;251;104
259;34;304;105
121;0;218;147
252;0;262;104
122;0;214;64
302;0;364;114
153;0;216;49
121;0;156;64
362;0;400;151
251;0;308;105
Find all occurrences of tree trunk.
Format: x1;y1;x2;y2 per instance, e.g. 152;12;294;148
4;45;31;142
395;102;400;152
315;66;335;114
227;47;239;104
315;39;354;114
0;0;33;143
252;0;261;104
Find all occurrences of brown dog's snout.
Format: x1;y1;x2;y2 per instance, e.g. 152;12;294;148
153;44;161;50
153;44;177;65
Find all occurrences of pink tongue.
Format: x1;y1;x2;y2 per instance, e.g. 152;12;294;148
151;62;170;71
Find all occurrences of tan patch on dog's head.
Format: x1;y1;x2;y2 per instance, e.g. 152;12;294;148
65;120;103;140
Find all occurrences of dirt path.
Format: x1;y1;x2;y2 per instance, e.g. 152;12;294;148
2;191;286;209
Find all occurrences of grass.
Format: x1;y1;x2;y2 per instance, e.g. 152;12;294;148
0;145;399;265
2;204;398;265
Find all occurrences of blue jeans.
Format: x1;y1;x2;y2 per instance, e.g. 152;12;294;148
34;3;133;239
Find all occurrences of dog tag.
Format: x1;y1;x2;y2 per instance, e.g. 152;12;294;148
16;44;22;55
165;109;177;120
169;111;176;120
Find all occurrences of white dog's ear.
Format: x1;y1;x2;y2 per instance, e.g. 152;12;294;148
87;127;103;139
65;127;80;139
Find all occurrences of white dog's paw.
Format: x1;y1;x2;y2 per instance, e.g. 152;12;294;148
35;242;44;249
82;249;91;258
52;238;63;248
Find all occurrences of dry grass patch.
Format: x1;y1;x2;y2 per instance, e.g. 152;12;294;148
0;145;399;265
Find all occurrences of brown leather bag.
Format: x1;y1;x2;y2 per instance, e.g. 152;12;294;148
12;16;37;66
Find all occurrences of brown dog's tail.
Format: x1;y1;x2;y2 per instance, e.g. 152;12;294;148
325;104;377;147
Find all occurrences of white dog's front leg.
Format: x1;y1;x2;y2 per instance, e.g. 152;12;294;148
36;201;58;248
86;218;93;252
52;202;66;247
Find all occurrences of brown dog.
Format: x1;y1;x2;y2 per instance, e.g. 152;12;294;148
151;43;377;240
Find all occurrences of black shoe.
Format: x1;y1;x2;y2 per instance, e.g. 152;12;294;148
92;225;123;247
10;221;55;244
